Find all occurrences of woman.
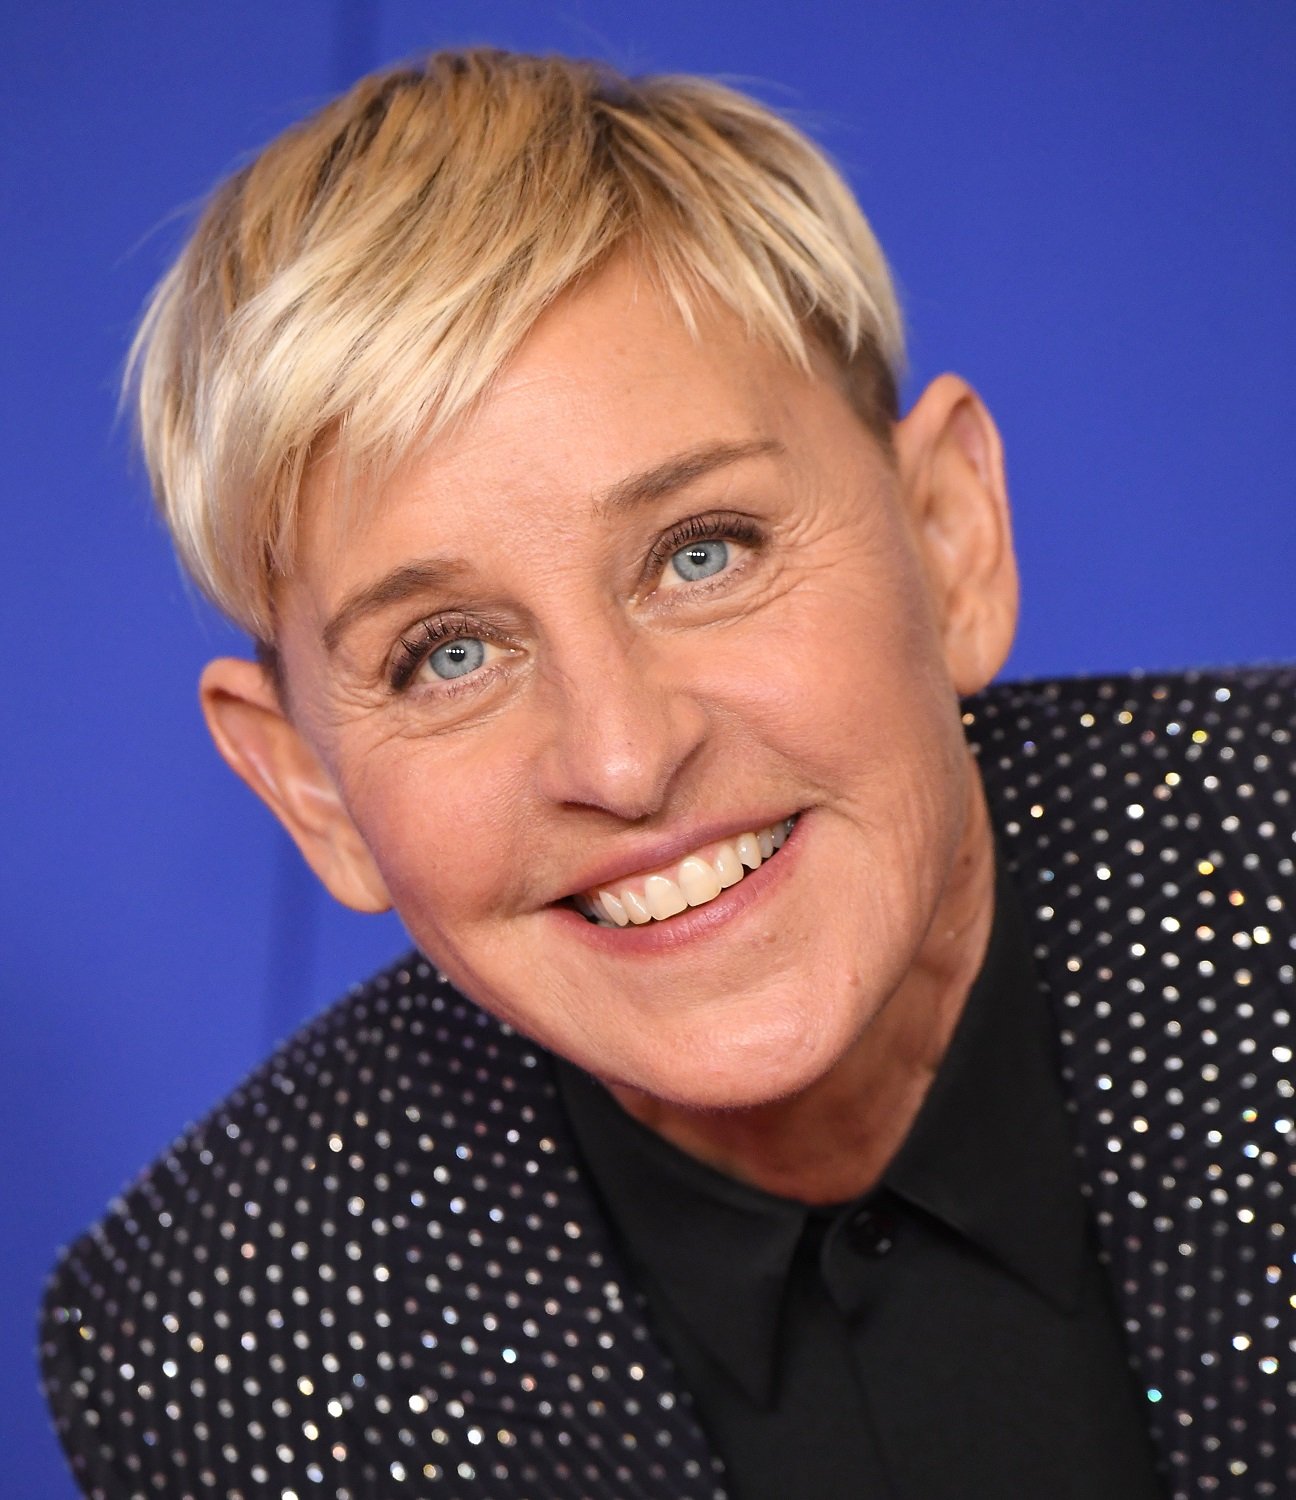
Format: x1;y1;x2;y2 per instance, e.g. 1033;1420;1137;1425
41;48;1292;1500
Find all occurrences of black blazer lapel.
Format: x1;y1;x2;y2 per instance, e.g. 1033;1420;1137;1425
386;976;727;1499
970;669;1295;1498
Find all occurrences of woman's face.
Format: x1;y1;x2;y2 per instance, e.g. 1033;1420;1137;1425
264;258;1007;1110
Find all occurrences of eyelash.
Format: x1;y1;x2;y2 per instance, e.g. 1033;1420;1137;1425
388;613;505;693
386;511;766;694
642;511;765;588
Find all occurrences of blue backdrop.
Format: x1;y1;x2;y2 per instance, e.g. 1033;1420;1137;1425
3;2;1292;1491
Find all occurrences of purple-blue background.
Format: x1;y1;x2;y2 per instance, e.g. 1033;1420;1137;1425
3;2;1292;1490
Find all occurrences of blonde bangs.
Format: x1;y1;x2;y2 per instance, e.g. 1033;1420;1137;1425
129;51;904;639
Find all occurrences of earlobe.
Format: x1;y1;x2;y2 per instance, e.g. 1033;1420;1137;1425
893;374;1019;696
199;657;392;914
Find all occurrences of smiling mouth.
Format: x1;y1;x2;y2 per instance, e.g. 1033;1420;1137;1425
570;816;798;927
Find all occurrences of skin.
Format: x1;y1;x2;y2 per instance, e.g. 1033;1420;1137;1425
202;256;1018;1205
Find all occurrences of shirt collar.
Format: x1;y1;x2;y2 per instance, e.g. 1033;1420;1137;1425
883;862;1089;1313
556;1058;805;1401
556;859;1087;1408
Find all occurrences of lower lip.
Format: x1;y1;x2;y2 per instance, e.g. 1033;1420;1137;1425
546;814;807;955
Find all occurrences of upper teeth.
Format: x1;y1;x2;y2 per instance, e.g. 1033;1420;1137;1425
581;817;796;926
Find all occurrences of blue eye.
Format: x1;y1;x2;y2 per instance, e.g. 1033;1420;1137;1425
428;638;486;679
670;539;729;582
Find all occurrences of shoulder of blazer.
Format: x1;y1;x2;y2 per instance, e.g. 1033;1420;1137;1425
40;956;726;1499
965;666;1295;1500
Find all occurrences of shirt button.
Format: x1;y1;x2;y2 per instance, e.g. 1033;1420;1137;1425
844;1207;895;1257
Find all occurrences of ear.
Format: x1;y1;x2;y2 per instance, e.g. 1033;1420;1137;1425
893;374;1019;695
199;657;392;914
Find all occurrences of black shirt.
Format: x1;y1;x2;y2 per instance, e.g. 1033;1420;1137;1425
557;868;1166;1499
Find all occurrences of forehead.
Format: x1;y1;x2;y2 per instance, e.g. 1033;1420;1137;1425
291;258;860;602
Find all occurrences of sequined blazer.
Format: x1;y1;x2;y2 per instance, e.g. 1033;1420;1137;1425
41;670;1295;1500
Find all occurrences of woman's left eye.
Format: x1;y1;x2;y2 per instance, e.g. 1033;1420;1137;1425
649;516;762;597
669;539;730;583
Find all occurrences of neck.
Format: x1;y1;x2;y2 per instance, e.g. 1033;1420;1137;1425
611;773;998;1205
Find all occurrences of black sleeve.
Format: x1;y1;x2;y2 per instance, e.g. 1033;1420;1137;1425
39;1261;144;1500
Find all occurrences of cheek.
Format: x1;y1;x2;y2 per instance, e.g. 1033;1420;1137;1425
693;546;972;955
698;543;960;793
337;735;526;939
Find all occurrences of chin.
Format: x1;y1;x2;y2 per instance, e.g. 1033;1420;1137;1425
604;999;861;1114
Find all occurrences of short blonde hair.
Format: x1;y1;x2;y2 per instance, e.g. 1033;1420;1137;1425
131;48;905;639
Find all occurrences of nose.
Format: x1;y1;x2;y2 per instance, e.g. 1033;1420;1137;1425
532;629;708;822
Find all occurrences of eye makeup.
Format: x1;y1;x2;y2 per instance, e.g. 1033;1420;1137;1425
382;509;770;698
387;612;511;693
641;510;766;588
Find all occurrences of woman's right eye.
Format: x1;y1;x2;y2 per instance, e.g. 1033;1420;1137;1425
426;637;486;680
389;620;508;693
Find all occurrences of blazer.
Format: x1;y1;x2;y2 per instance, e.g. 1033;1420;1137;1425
41;669;1296;1500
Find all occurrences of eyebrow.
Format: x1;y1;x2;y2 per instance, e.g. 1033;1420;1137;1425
593;438;784;518
323;559;467;654
322;437;783;654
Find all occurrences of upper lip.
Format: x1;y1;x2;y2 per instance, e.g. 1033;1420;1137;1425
555;810;800;902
